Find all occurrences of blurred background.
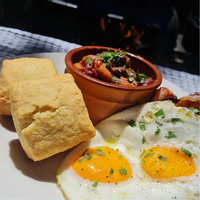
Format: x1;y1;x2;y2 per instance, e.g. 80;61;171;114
0;0;199;75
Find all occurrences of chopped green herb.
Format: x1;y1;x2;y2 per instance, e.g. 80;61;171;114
136;70;148;83
92;56;98;60
140;149;146;158
155;120;163;126
110;168;114;174
95;149;106;156
161;115;165;119
149;149;154;152
85;57;90;63
100;50;122;64
78;156;83;163
85;154;92;160
102;62;107;66
78;148;89;162
118;155;123;158
116;148;119;152
144;152;154;158
154;109;165;118
171;118;184;123
158;154;167;161
141;159;145;163
165;131;176;139
122;50;127;55
142;136;146;144
118;168;127;175
123;65;126;68
118;68;122;73
128;77;135;82
181;148;192;157
155;127;161;135
188;107;200;114
139;122;146;131
112;76;119;82
128;119;136;127
92;181;99;188
115;82;119;85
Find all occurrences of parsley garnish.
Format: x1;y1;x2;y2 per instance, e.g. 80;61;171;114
158;154;167;161
95;149;106;156
100;50;122;64
142;136;146;144
171;118;184;123
118;155;123;158
165;131;176;139
78;156;83;162
92;181;99;188
78;149;89;162
154;109;165;118
128;77;135;82
188;107;200;114
128;119;136;127
155;127;161;135
110;168;114;174
92;56;98;60
85;57;90;63
140;149;146;158
181;148;192;157
112;75;119;82
136;70;148;83
155;120;163;126
118;168;127;175
139;122;146;131
144;152;154;158
85;154;92;160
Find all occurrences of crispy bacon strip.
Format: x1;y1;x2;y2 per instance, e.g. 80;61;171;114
151;87;177;102
151;87;200;111
175;92;200;110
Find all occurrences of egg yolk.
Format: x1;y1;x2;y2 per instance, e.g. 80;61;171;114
72;146;132;183
141;146;195;179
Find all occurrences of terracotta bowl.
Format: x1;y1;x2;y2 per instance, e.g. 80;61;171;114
65;46;162;125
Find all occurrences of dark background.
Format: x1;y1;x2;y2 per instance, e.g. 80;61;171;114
0;0;199;75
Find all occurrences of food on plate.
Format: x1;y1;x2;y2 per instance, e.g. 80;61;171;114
176;92;200;111
73;49;154;87
151;87;177;102
0;57;58;116
152;87;200;111
10;74;95;161
57;100;199;199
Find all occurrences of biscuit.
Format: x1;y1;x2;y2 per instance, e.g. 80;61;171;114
0;57;58;115
10;74;96;161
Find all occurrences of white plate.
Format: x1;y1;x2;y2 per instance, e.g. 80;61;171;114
0;53;188;200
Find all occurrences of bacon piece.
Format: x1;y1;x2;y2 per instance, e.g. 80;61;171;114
151;87;200;112
175;92;200;110
151;87;176;101
141;77;154;86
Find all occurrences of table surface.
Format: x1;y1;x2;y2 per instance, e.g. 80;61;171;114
0;26;199;94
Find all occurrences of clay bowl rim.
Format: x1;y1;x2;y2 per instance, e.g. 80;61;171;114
65;46;162;91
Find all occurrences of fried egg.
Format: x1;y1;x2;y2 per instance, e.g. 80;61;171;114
57;101;200;199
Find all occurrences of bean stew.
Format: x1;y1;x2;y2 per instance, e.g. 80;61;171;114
73;49;154;87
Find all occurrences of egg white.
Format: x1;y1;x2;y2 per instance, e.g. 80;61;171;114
57;101;200;200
